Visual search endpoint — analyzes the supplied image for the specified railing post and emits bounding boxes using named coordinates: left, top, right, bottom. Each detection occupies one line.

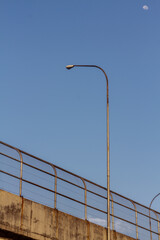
left=110, top=192, right=114, bottom=230
left=151, top=210, right=160, bottom=240
left=130, top=200, right=138, bottom=240
left=51, top=164, right=57, bottom=209
left=149, top=207, right=153, bottom=240
left=149, top=193, right=160, bottom=240
left=0, top=141, right=23, bottom=197
left=19, top=151, right=23, bottom=197
left=81, top=178, right=87, bottom=220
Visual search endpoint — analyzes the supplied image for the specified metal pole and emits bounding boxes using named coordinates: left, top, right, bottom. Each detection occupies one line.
left=19, top=150, right=23, bottom=197
left=81, top=178, right=87, bottom=220
left=66, top=64, right=110, bottom=240
left=110, top=192, right=114, bottom=231
left=151, top=210, right=160, bottom=240
left=149, top=193, right=160, bottom=240
left=51, top=164, right=57, bottom=209
left=130, top=200, right=138, bottom=240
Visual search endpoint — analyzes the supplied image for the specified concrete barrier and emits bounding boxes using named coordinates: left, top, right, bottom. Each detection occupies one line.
left=0, top=190, right=135, bottom=240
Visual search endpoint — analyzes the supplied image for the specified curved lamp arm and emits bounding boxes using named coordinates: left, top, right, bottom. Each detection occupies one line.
left=66, top=64, right=110, bottom=240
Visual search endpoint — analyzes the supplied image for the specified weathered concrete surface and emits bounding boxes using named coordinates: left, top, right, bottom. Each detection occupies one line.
left=0, top=190, right=135, bottom=240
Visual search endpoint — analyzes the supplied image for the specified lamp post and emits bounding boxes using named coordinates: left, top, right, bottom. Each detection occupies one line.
left=66, top=64, right=111, bottom=240
left=149, top=193, right=160, bottom=240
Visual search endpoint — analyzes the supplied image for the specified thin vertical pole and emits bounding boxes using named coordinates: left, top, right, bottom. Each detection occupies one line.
left=51, top=165, right=57, bottom=209
left=81, top=178, right=87, bottom=220
left=130, top=200, right=138, bottom=240
left=110, top=192, right=114, bottom=230
left=18, top=150, right=23, bottom=197
left=151, top=210, right=160, bottom=240
left=149, top=193, right=160, bottom=240
left=106, top=71, right=110, bottom=240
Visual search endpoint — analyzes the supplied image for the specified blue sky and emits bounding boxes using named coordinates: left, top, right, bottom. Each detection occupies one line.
left=0, top=0, right=160, bottom=210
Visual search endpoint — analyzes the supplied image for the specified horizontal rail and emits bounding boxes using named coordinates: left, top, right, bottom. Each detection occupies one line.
left=1, top=170, right=107, bottom=215
left=1, top=169, right=159, bottom=232
left=1, top=155, right=159, bottom=223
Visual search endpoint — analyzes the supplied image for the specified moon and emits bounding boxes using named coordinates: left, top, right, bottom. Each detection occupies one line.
left=143, top=5, right=149, bottom=10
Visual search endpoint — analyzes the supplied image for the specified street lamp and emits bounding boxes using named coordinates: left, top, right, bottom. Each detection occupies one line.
left=66, top=64, right=111, bottom=240
left=149, top=193, right=160, bottom=240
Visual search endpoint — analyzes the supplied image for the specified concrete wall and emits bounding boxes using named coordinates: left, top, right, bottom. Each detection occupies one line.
left=0, top=190, right=135, bottom=240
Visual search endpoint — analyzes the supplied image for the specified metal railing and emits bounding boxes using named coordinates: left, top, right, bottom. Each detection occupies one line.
left=0, top=141, right=159, bottom=240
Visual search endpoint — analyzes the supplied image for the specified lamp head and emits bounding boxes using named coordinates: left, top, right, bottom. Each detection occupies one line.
left=66, top=65, right=74, bottom=70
